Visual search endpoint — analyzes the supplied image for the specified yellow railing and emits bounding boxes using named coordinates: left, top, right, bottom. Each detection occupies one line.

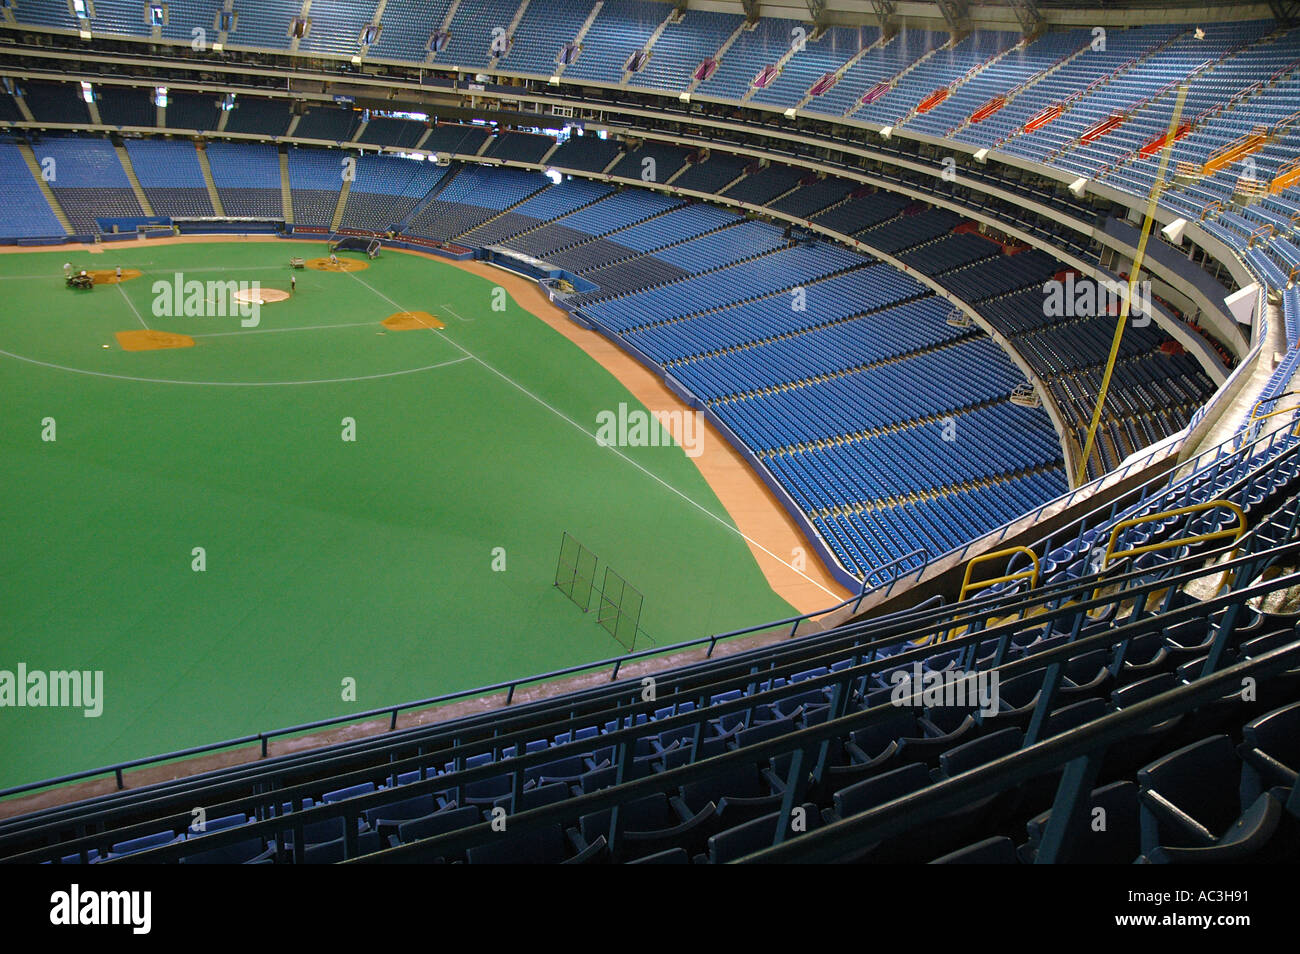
left=942, top=546, right=1040, bottom=642
left=1101, top=499, right=1246, bottom=570
left=1247, top=401, right=1300, bottom=426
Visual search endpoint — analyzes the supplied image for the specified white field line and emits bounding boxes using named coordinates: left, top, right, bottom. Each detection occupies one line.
left=344, top=269, right=840, bottom=600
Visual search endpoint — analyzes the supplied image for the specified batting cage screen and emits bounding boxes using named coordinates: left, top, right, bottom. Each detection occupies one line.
left=329, top=235, right=380, bottom=257
left=553, top=532, right=597, bottom=612
left=596, top=566, right=644, bottom=652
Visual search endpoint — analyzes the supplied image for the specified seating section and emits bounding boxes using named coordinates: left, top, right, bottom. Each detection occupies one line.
left=403, top=165, right=549, bottom=241
left=95, top=85, right=156, bottom=128
left=562, top=0, right=666, bottom=85
left=457, top=177, right=612, bottom=246
left=498, top=0, right=595, bottom=78
left=606, top=143, right=692, bottom=185
left=855, top=31, right=1020, bottom=128
left=124, top=139, right=215, bottom=217
left=204, top=141, right=284, bottom=218
left=293, top=105, right=361, bottom=143
left=30, top=137, right=142, bottom=233
left=671, top=153, right=749, bottom=194
left=484, top=131, right=556, bottom=165
left=629, top=9, right=741, bottom=95
left=750, top=26, right=869, bottom=110
left=288, top=146, right=346, bottom=227
left=555, top=217, right=1068, bottom=581
left=436, top=0, right=526, bottom=73
left=224, top=97, right=292, bottom=137
left=166, top=92, right=220, bottom=132
left=421, top=124, right=493, bottom=156
left=366, top=0, right=456, bottom=63
left=22, top=79, right=91, bottom=125
left=0, top=141, right=66, bottom=238
left=547, top=134, right=622, bottom=174
left=341, top=153, right=452, bottom=233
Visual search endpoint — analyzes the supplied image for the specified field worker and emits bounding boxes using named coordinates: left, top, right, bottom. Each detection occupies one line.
left=63, top=262, right=72, bottom=279
left=290, top=274, right=296, bottom=294
left=329, top=251, right=339, bottom=267
left=115, top=265, right=122, bottom=282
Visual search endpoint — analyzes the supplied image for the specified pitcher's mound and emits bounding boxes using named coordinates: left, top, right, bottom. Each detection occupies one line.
left=233, top=288, right=290, bottom=305
left=115, top=330, right=195, bottom=351
left=382, top=311, right=446, bottom=331
left=88, top=269, right=143, bottom=284
left=306, top=258, right=369, bottom=272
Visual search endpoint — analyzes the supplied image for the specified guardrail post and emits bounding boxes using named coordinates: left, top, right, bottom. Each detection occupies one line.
left=1034, top=752, right=1104, bottom=863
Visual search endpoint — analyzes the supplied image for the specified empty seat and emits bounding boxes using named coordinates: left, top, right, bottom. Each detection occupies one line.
left=1138, top=735, right=1286, bottom=863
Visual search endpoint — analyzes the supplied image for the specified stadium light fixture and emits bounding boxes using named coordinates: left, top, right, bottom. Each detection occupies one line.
left=351, top=54, right=362, bottom=66
left=1161, top=217, right=1188, bottom=245
left=679, top=92, right=690, bottom=103
left=1068, top=176, right=1088, bottom=198
left=879, top=126, right=893, bottom=139
left=549, top=75, right=561, bottom=85
left=973, top=147, right=989, bottom=163
left=784, top=107, right=797, bottom=119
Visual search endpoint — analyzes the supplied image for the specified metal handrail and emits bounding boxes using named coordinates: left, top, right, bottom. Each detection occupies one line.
left=1102, top=499, right=1247, bottom=568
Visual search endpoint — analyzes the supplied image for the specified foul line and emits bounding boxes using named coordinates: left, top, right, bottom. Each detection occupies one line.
left=116, top=284, right=149, bottom=330
left=344, top=270, right=839, bottom=599
left=441, top=303, right=474, bottom=323
left=0, top=349, right=470, bottom=387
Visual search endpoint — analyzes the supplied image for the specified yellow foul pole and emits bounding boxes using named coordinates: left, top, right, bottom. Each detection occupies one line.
left=1075, top=82, right=1190, bottom=486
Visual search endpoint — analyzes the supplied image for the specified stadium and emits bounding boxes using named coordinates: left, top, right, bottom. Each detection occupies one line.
left=0, top=0, right=1298, bottom=881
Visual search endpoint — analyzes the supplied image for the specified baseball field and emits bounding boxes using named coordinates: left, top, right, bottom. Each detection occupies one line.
left=0, top=238, right=813, bottom=791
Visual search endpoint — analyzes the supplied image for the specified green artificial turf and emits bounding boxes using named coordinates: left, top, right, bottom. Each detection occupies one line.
left=0, top=240, right=797, bottom=790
